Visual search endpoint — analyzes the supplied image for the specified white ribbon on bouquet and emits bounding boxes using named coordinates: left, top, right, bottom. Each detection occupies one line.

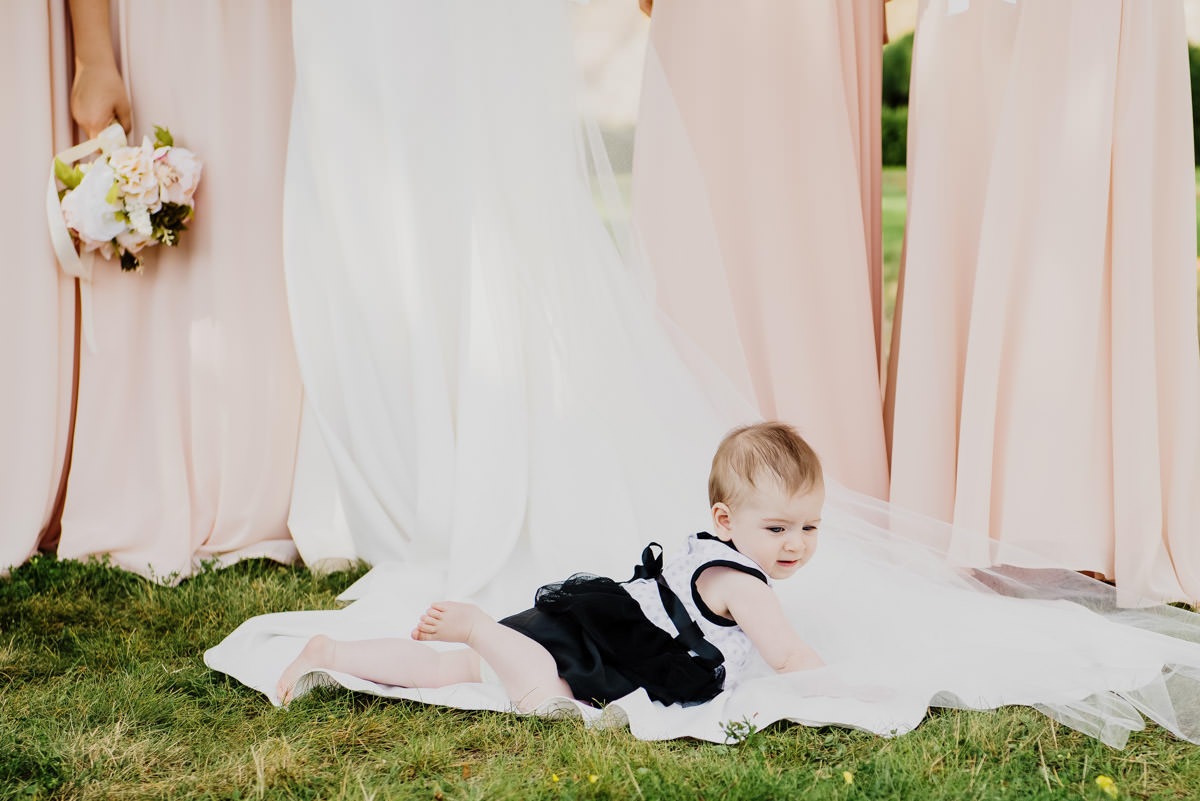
left=45, top=122, right=128, bottom=353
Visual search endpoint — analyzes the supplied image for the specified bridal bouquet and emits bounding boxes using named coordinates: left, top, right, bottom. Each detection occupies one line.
left=53, top=125, right=202, bottom=273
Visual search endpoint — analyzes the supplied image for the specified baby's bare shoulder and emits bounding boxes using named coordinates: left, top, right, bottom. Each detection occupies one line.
left=695, top=565, right=775, bottom=617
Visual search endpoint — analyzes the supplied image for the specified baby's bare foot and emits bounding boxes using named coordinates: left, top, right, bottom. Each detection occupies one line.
left=277, top=634, right=334, bottom=705
left=411, top=601, right=490, bottom=645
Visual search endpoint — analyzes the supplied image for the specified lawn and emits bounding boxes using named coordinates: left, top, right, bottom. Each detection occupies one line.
left=5, top=556, right=1200, bottom=801
left=881, top=167, right=907, bottom=358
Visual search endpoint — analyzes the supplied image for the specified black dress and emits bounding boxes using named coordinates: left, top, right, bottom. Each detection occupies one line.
left=498, top=537, right=764, bottom=706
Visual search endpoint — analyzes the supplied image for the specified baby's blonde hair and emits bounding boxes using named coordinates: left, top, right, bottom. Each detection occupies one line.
left=708, top=422, right=823, bottom=507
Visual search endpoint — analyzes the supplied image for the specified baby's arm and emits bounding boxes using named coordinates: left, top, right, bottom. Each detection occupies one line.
left=695, top=567, right=824, bottom=672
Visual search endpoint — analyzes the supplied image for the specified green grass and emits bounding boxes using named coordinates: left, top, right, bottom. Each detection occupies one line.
left=4, top=557, right=1200, bottom=800
left=882, top=167, right=907, bottom=359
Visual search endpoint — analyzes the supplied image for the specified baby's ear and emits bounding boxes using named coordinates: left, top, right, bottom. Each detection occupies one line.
left=711, top=503, right=733, bottom=539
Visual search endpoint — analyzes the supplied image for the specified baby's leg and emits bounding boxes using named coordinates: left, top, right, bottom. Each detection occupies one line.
left=414, top=602, right=573, bottom=712
left=276, top=634, right=480, bottom=704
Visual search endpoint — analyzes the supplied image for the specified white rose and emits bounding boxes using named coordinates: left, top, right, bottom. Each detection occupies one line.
left=60, top=160, right=127, bottom=249
left=154, top=146, right=202, bottom=206
left=108, top=139, right=160, bottom=211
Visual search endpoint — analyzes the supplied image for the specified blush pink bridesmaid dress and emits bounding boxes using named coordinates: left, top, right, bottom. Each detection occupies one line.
left=886, top=0, right=1200, bottom=604
left=0, top=2, right=77, bottom=571
left=632, top=0, right=889, bottom=500
left=54, top=0, right=303, bottom=579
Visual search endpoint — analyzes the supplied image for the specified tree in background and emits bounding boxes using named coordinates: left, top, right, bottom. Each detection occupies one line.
left=1191, top=44, right=1200, bottom=163
left=881, top=33, right=912, bottom=166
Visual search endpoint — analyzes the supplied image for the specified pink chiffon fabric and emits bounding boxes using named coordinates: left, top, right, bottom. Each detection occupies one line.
left=0, top=1, right=77, bottom=571
left=886, top=0, right=1200, bottom=604
left=632, top=0, right=889, bottom=500
left=53, top=0, right=303, bottom=579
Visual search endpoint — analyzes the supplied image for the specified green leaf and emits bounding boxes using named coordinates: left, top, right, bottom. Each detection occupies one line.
left=53, top=158, right=83, bottom=190
left=104, top=180, right=120, bottom=206
left=150, top=202, right=192, bottom=232
left=153, top=125, right=174, bottom=148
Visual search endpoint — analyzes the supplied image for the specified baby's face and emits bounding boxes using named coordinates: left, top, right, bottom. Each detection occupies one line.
left=712, top=481, right=824, bottom=580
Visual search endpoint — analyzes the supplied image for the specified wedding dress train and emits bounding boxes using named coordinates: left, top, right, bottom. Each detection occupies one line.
left=207, top=0, right=1200, bottom=747
left=280, top=0, right=745, bottom=604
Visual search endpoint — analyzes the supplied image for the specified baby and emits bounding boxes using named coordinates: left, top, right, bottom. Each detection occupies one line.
left=277, top=421, right=825, bottom=709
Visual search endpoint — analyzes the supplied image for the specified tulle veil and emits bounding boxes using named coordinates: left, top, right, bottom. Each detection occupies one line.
left=206, top=0, right=1200, bottom=748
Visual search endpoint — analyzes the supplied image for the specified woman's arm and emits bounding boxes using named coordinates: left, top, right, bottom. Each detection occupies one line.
left=67, top=0, right=131, bottom=137
left=696, top=567, right=824, bottom=672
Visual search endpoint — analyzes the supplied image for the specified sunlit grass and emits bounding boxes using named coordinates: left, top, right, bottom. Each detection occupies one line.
left=4, top=556, right=1199, bottom=800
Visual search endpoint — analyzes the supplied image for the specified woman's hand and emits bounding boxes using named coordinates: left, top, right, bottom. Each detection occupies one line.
left=67, top=0, right=131, bottom=138
left=639, top=0, right=652, bottom=18
left=71, top=62, right=131, bottom=139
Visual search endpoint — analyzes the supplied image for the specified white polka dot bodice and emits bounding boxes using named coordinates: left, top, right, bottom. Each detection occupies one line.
left=622, top=533, right=770, bottom=689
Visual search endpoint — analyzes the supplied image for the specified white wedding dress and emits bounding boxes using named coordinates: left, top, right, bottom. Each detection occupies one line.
left=277, top=0, right=744, bottom=606
left=206, top=0, right=1200, bottom=747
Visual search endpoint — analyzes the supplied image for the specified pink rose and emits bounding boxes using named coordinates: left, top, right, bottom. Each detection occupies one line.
left=115, top=227, right=153, bottom=254
left=153, top=146, right=202, bottom=206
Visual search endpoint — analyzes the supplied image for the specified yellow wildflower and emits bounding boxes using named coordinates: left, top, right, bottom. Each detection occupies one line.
left=550, top=774, right=559, bottom=783
left=843, top=771, right=854, bottom=785
left=1095, top=775, right=1118, bottom=799
left=589, top=774, right=599, bottom=784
